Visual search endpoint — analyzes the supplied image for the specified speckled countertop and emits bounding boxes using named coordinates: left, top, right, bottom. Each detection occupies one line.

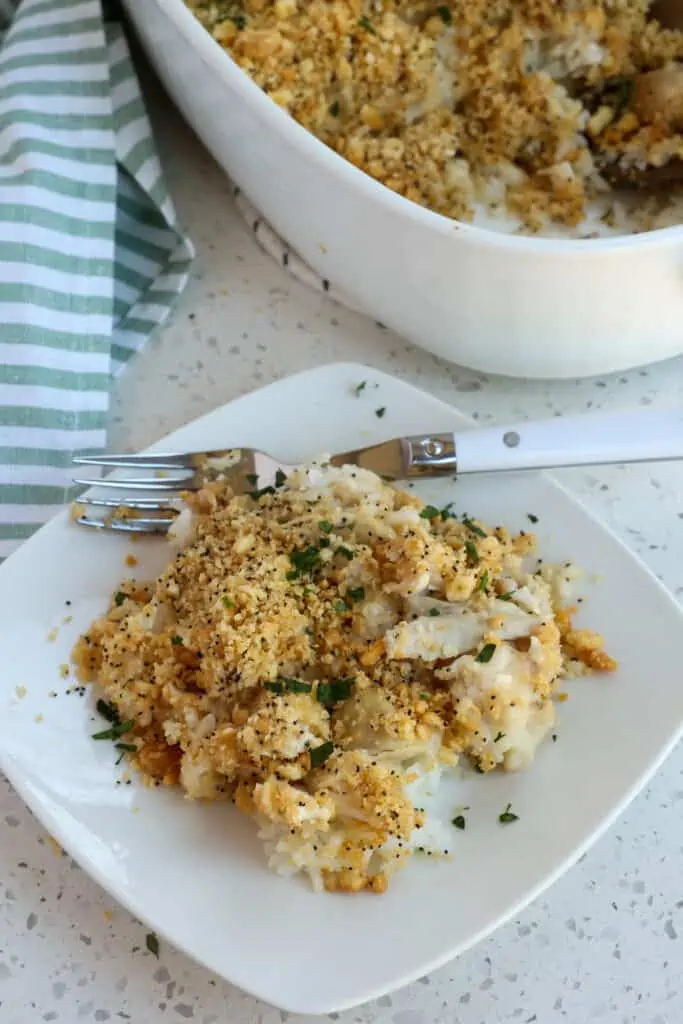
left=3, top=69, right=683, bottom=1024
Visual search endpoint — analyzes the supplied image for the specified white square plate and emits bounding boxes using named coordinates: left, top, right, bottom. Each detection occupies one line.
left=1, top=363, right=682, bottom=1015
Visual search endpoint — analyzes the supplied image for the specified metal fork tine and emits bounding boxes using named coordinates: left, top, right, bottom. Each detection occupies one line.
left=73, top=452, right=193, bottom=470
left=78, top=495, right=177, bottom=510
left=76, top=515, right=174, bottom=533
left=73, top=476, right=194, bottom=492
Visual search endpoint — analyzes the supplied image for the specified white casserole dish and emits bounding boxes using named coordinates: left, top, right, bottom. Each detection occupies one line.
left=125, top=0, right=683, bottom=379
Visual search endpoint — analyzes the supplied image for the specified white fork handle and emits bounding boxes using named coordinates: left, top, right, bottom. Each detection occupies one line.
left=452, top=407, right=683, bottom=474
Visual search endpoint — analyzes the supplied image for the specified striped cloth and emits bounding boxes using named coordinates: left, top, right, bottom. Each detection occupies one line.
left=0, top=0, right=194, bottom=560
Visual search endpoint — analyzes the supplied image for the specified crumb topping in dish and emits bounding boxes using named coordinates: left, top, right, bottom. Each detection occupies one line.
left=187, top=0, right=683, bottom=231
left=73, top=463, right=615, bottom=893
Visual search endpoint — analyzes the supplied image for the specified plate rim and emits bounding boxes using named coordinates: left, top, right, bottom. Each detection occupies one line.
left=2, top=360, right=683, bottom=1015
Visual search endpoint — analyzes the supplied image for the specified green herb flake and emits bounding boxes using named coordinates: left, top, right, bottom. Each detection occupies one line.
left=96, top=698, right=119, bottom=724
left=527, top=513, right=539, bottom=524
left=498, top=592, right=514, bottom=601
left=493, top=731, right=505, bottom=743
left=463, top=517, right=487, bottom=538
left=452, top=814, right=466, bottom=830
left=420, top=691, right=430, bottom=699
left=265, top=681, right=285, bottom=695
left=115, top=742, right=137, bottom=766
left=478, top=569, right=489, bottom=593
left=437, top=4, right=451, bottom=22
left=145, top=932, right=160, bottom=958
left=347, top=586, right=365, bottom=603
left=114, top=591, right=126, bottom=607
left=171, top=635, right=184, bottom=646
left=465, top=540, right=480, bottom=565
left=319, top=520, right=333, bottom=534
left=309, top=740, right=334, bottom=768
left=286, top=569, right=299, bottom=581
left=92, top=720, right=134, bottom=741
left=428, top=608, right=441, bottom=617
left=375, top=406, right=386, bottom=418
left=222, top=596, right=235, bottom=609
left=317, top=678, right=354, bottom=706
left=613, top=76, right=634, bottom=120
left=440, top=502, right=454, bottom=520
left=552, top=733, right=558, bottom=742
left=354, top=380, right=367, bottom=396
left=246, top=473, right=259, bottom=485
left=329, top=100, right=340, bottom=117
left=249, top=485, right=276, bottom=501
left=419, top=505, right=440, bottom=520
left=358, top=15, right=375, bottom=32
left=334, top=599, right=348, bottom=612
left=475, top=642, right=496, bottom=664
left=281, top=678, right=313, bottom=694
left=498, top=803, right=519, bottom=824
left=290, top=545, right=321, bottom=575
left=274, top=468, right=287, bottom=488
left=336, top=545, right=354, bottom=560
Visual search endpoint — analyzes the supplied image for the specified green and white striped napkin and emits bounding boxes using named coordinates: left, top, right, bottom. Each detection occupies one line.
left=0, top=0, right=194, bottom=561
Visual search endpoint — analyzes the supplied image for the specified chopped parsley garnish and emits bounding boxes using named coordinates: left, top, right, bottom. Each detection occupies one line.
left=527, top=513, right=539, bottom=524
left=440, top=502, right=454, bottom=520
left=249, top=485, right=275, bottom=501
left=317, top=678, right=354, bottom=706
left=493, top=731, right=505, bottom=743
left=452, top=814, right=466, bottom=830
left=114, top=591, right=126, bottom=607
left=275, top=469, right=287, bottom=488
left=419, top=505, right=440, bottom=520
left=465, top=540, right=479, bottom=565
left=613, top=77, right=634, bottom=120
left=358, top=15, right=375, bottom=32
left=286, top=569, right=299, bottom=581
left=354, top=380, right=367, bottom=396
left=319, top=520, right=333, bottom=533
left=463, top=517, right=487, bottom=538
left=222, top=596, right=234, bottom=609
left=475, top=642, right=496, bottom=664
left=290, top=545, right=322, bottom=575
left=336, top=545, right=354, bottom=560
left=145, top=932, right=160, bottom=958
left=375, top=406, right=386, bottom=418
left=171, top=635, right=183, bottom=646
left=436, top=4, right=451, bottom=22
left=282, top=678, right=313, bottom=694
left=334, top=599, right=348, bottom=612
left=246, top=473, right=259, bottom=485
left=478, top=569, right=489, bottom=593
left=498, top=592, right=514, bottom=601
left=347, top=586, right=365, bottom=603
left=420, top=691, right=430, bottom=699
left=498, top=803, right=519, bottom=824
left=428, top=608, right=441, bottom=617
left=115, top=742, right=136, bottom=765
left=309, top=740, right=334, bottom=768
left=329, top=100, right=340, bottom=117
left=96, top=698, right=119, bottom=723
left=92, top=720, right=134, bottom=741
left=267, top=678, right=312, bottom=695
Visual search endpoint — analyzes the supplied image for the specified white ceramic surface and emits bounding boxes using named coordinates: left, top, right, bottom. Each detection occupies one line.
left=1, top=364, right=683, bottom=1015
left=122, top=0, right=683, bottom=379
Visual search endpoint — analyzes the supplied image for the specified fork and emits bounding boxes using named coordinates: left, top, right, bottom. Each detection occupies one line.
left=72, top=405, right=683, bottom=535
